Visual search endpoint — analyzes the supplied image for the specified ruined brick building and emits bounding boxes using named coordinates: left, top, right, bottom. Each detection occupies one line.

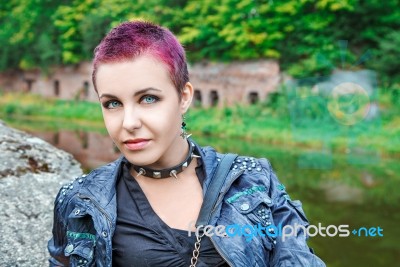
left=0, top=60, right=280, bottom=107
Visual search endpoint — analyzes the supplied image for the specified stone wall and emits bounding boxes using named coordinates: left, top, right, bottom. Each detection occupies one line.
left=0, top=60, right=281, bottom=107
left=0, top=120, right=82, bottom=266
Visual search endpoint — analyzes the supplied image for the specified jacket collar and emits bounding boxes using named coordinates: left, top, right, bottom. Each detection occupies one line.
left=193, top=140, right=221, bottom=195
left=77, top=155, right=126, bottom=225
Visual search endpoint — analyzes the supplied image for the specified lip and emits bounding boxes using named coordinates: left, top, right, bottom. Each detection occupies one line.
left=123, top=139, right=150, bottom=151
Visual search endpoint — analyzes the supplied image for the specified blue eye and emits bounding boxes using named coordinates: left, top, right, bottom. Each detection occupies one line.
left=104, top=100, right=122, bottom=109
left=141, top=95, right=159, bottom=104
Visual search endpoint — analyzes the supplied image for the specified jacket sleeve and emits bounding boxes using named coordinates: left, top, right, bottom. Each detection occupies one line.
left=48, top=187, right=70, bottom=267
left=259, top=158, right=326, bottom=267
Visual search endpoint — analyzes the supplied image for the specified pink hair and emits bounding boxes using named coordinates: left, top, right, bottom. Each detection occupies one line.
left=92, top=20, right=189, bottom=98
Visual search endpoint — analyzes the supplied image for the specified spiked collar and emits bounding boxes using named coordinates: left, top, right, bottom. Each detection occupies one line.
left=131, top=140, right=200, bottom=179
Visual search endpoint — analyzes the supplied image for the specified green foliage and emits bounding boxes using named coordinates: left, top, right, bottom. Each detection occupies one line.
left=4, top=103, right=17, bottom=116
left=372, top=31, right=400, bottom=85
left=53, top=0, right=99, bottom=64
left=0, top=0, right=399, bottom=83
left=0, top=0, right=62, bottom=70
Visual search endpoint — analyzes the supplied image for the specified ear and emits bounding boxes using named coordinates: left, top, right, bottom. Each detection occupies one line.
left=180, top=82, right=194, bottom=113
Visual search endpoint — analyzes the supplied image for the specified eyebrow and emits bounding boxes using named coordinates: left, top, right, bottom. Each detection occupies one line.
left=99, top=87, right=162, bottom=99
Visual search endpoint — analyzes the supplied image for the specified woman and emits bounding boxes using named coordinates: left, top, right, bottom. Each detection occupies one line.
left=48, top=20, right=325, bottom=267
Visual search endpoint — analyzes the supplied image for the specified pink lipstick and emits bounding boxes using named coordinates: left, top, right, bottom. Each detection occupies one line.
left=124, top=139, right=150, bottom=151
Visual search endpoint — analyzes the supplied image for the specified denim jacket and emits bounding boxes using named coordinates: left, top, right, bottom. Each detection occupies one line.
left=48, top=143, right=326, bottom=267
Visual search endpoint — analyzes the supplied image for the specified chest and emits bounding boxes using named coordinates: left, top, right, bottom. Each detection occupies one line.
left=136, top=173, right=203, bottom=231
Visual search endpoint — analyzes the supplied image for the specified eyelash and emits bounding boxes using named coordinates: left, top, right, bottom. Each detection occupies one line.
left=103, top=100, right=121, bottom=109
left=140, top=95, right=160, bottom=104
left=102, top=95, right=160, bottom=109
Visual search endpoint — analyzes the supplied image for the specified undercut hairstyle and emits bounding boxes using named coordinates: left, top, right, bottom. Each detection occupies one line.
left=92, top=20, right=189, bottom=98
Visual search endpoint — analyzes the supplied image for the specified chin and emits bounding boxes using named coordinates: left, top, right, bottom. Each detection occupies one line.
left=124, top=150, right=160, bottom=168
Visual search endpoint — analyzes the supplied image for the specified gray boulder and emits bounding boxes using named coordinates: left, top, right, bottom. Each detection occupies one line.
left=0, top=120, right=82, bottom=266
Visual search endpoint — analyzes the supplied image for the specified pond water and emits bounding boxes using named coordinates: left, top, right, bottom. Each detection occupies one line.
left=6, top=118, right=400, bottom=266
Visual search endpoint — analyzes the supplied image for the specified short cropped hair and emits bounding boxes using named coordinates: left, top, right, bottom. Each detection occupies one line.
left=92, top=20, right=189, bottom=98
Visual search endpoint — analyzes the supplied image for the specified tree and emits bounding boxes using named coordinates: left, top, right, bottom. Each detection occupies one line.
left=0, top=0, right=398, bottom=84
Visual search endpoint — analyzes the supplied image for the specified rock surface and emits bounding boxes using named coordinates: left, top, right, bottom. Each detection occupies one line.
left=0, top=120, right=82, bottom=266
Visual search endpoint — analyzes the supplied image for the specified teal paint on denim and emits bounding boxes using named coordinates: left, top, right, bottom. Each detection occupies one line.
left=277, top=184, right=286, bottom=191
left=67, top=231, right=96, bottom=241
left=227, top=185, right=267, bottom=203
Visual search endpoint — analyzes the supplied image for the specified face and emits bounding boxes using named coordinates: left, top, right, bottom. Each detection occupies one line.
left=96, top=55, right=193, bottom=169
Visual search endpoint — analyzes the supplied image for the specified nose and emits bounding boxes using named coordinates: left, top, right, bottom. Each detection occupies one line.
left=122, top=107, right=142, bottom=132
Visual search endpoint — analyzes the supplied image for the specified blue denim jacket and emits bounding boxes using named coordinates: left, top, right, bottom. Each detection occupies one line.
left=48, top=143, right=326, bottom=266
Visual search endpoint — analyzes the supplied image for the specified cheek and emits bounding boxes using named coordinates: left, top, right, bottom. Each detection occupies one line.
left=145, top=113, right=171, bottom=134
left=158, top=107, right=181, bottom=130
left=146, top=102, right=181, bottom=126
left=102, top=113, right=119, bottom=136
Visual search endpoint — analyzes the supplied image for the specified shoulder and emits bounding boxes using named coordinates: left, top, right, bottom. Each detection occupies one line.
left=227, top=155, right=307, bottom=219
left=196, top=142, right=272, bottom=173
left=220, top=154, right=280, bottom=199
left=53, top=156, right=125, bottom=211
left=230, top=155, right=271, bottom=174
left=192, top=140, right=276, bottom=188
left=216, top=152, right=274, bottom=182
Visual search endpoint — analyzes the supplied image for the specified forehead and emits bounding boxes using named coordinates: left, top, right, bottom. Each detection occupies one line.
left=96, top=55, right=173, bottom=93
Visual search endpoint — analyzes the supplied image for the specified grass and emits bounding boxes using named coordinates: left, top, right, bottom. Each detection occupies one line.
left=0, top=92, right=103, bottom=121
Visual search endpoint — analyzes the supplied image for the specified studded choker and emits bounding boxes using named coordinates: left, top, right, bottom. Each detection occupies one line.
left=132, top=140, right=200, bottom=179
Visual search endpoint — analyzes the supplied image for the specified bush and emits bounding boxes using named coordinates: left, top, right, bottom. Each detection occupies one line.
left=4, top=104, right=17, bottom=116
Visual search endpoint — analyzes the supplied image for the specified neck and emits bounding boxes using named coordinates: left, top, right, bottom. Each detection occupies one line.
left=151, top=136, right=189, bottom=169
left=132, top=139, right=198, bottom=179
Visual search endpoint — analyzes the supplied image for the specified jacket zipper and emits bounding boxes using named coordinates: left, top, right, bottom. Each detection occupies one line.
left=211, top=169, right=245, bottom=213
left=77, top=193, right=114, bottom=267
left=207, top=169, right=244, bottom=267
left=77, top=193, right=112, bottom=228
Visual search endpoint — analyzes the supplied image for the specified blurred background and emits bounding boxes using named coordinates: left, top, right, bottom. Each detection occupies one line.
left=0, top=0, right=399, bottom=266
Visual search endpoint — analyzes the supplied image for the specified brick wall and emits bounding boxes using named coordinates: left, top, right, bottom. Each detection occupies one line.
left=0, top=60, right=281, bottom=107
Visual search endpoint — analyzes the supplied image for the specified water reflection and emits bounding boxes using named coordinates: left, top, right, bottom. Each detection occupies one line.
left=28, top=130, right=120, bottom=171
